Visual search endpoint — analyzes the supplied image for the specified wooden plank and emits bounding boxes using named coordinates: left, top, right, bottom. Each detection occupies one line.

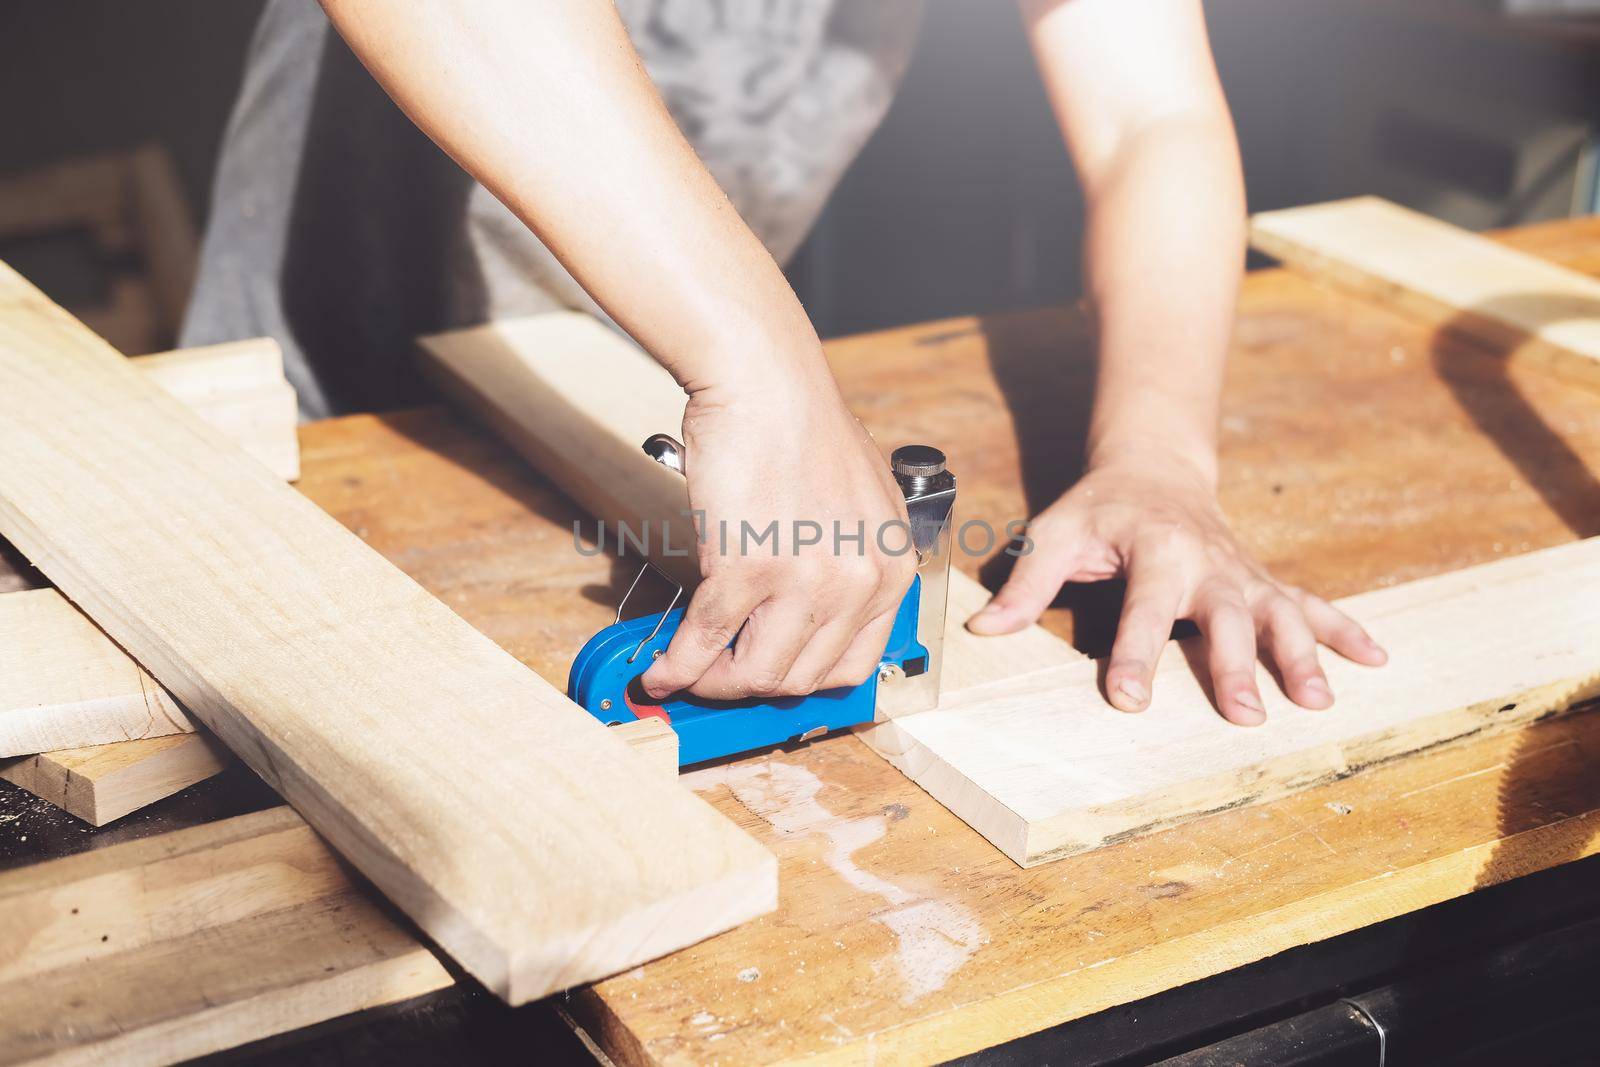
left=132, top=338, right=301, bottom=481
left=0, top=339, right=298, bottom=826
left=2, top=715, right=674, bottom=833
left=133, top=336, right=287, bottom=397
left=1250, top=195, right=1600, bottom=389
left=0, top=718, right=676, bottom=1065
left=879, top=540, right=1600, bottom=864
left=0, top=806, right=452, bottom=1067
left=0, top=587, right=191, bottom=756
left=419, top=313, right=1600, bottom=866
left=0, top=263, right=774, bottom=1003
left=0, top=733, right=229, bottom=826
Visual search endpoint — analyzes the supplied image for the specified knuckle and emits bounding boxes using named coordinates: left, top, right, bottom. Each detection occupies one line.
left=1208, top=590, right=1250, bottom=618
left=781, top=668, right=832, bottom=697
left=1121, top=602, right=1171, bottom=634
left=741, top=665, right=787, bottom=696
left=688, top=622, right=738, bottom=656
left=829, top=658, right=878, bottom=688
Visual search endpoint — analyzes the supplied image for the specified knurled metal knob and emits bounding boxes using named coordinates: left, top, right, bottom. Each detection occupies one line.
left=891, top=445, right=946, bottom=479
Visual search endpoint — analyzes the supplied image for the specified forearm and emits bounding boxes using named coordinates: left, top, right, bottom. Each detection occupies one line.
left=319, top=0, right=827, bottom=398
left=1020, top=0, right=1244, bottom=487
left=1080, top=119, right=1243, bottom=485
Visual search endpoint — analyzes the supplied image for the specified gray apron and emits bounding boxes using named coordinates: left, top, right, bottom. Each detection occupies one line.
left=181, top=0, right=923, bottom=418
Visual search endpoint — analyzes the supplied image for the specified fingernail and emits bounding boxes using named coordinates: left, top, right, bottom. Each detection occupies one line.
left=966, top=606, right=1011, bottom=634
left=1116, top=678, right=1149, bottom=708
left=1305, top=677, right=1333, bottom=702
left=1233, top=690, right=1266, bottom=724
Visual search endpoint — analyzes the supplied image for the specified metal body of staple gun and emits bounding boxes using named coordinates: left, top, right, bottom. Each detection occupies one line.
left=568, top=436, right=955, bottom=766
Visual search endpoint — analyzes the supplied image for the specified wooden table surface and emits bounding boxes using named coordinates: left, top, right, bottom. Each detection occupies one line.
left=9, top=218, right=1600, bottom=1064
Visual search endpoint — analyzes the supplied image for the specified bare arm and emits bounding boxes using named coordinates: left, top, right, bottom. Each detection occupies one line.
left=1027, top=0, right=1241, bottom=480
left=321, top=0, right=811, bottom=393
left=971, top=0, right=1386, bottom=723
left=321, top=0, right=913, bottom=699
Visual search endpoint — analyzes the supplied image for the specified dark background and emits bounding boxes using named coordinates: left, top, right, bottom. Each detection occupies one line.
left=5, top=0, right=1600, bottom=340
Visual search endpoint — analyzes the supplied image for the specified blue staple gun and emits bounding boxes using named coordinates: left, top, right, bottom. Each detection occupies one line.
left=569, top=436, right=956, bottom=766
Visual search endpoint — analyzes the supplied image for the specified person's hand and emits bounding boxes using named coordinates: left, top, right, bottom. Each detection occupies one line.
left=640, top=371, right=915, bottom=701
left=966, top=445, right=1387, bottom=725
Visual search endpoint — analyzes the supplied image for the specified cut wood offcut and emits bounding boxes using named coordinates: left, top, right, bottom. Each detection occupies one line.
left=0, top=806, right=450, bottom=1067
left=1250, top=195, right=1600, bottom=389
left=420, top=312, right=1600, bottom=867
left=0, top=262, right=775, bottom=1003
left=0, top=719, right=676, bottom=1066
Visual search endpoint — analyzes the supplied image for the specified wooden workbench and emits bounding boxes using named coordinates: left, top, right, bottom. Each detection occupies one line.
left=5, top=217, right=1600, bottom=1064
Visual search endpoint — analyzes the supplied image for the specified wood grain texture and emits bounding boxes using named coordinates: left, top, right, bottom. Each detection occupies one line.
left=0, top=338, right=298, bottom=826
left=0, top=263, right=774, bottom=1003
left=1251, top=196, right=1600, bottom=389
left=0, top=733, right=230, bottom=826
left=421, top=312, right=1600, bottom=865
left=880, top=540, right=1600, bottom=864
left=568, top=718, right=1600, bottom=1066
left=132, top=338, right=301, bottom=480
left=0, top=806, right=452, bottom=1067
left=0, top=587, right=190, bottom=756
left=0, top=715, right=675, bottom=1065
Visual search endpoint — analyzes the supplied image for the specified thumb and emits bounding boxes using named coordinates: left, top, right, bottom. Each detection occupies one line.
left=966, top=529, right=1080, bottom=635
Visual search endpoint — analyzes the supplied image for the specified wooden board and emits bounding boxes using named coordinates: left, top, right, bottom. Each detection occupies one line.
left=0, top=733, right=230, bottom=827
left=0, top=806, right=451, bottom=1067
left=420, top=313, right=1600, bottom=866
left=875, top=540, right=1600, bottom=863
left=0, top=715, right=675, bottom=1065
left=0, top=338, right=298, bottom=825
left=0, top=587, right=191, bottom=756
left=562, top=223, right=1600, bottom=1062
left=1250, top=195, right=1600, bottom=390
left=133, top=338, right=301, bottom=481
left=0, top=263, right=775, bottom=1003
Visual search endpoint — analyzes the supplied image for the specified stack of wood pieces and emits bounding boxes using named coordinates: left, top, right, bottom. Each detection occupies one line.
left=0, top=261, right=775, bottom=1062
left=0, top=337, right=298, bottom=826
left=4, top=194, right=1600, bottom=1064
left=0, top=720, right=680, bottom=1067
